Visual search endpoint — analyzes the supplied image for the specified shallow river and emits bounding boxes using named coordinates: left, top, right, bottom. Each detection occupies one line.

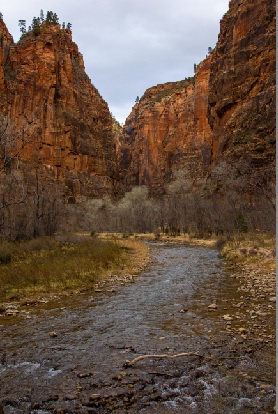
left=0, top=243, right=275, bottom=413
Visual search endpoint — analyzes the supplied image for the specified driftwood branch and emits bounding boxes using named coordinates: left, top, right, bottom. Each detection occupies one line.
left=124, top=352, right=202, bottom=367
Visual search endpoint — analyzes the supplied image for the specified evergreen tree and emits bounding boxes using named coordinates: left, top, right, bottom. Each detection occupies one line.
left=53, top=13, right=59, bottom=24
left=40, top=9, right=44, bottom=23
left=46, top=11, right=53, bottom=22
left=0, top=12, right=3, bottom=21
left=31, top=17, right=40, bottom=29
left=45, top=11, right=59, bottom=25
left=31, top=16, right=41, bottom=36
left=18, top=19, right=27, bottom=34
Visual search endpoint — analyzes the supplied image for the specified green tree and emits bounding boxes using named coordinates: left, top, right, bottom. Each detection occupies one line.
left=45, top=11, right=59, bottom=25
left=18, top=20, right=27, bottom=34
left=40, top=9, right=44, bottom=23
left=31, top=16, right=40, bottom=29
left=31, top=16, right=41, bottom=35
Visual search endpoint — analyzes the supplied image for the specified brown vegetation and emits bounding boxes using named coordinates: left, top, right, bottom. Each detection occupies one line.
left=70, top=165, right=275, bottom=238
left=0, top=235, right=149, bottom=301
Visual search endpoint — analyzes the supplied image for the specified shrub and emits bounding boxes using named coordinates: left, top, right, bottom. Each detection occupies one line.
left=234, top=213, right=248, bottom=233
left=0, top=243, right=12, bottom=264
left=215, top=238, right=226, bottom=250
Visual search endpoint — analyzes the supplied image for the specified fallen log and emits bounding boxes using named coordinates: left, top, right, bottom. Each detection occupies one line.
left=124, top=352, right=202, bottom=367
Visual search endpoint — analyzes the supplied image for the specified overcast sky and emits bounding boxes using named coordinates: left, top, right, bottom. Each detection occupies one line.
left=1, top=0, right=229, bottom=124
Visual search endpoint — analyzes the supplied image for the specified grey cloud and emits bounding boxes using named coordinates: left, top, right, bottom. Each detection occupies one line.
left=1, top=0, right=230, bottom=122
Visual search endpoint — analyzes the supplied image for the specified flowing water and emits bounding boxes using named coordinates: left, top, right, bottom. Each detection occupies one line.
left=0, top=243, right=275, bottom=413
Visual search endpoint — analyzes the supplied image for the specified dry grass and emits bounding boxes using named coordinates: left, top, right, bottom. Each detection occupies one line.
left=0, top=234, right=149, bottom=301
left=99, top=231, right=276, bottom=271
left=99, top=232, right=217, bottom=247
left=221, top=232, right=276, bottom=270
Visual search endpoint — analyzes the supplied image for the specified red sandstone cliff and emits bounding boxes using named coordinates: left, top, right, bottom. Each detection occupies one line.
left=119, top=0, right=275, bottom=197
left=208, top=0, right=275, bottom=170
left=0, top=19, right=117, bottom=200
left=119, top=56, right=212, bottom=194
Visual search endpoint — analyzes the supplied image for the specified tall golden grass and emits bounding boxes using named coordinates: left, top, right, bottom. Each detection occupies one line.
left=0, top=235, right=131, bottom=300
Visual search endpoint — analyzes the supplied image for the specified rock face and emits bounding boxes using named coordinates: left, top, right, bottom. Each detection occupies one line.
left=0, top=0, right=275, bottom=206
left=119, top=0, right=276, bottom=196
left=0, top=19, right=13, bottom=91
left=119, top=57, right=212, bottom=194
left=0, top=19, right=117, bottom=200
left=208, top=0, right=275, bottom=172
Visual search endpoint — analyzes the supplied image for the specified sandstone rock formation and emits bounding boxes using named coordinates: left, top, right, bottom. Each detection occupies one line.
left=0, top=18, right=117, bottom=201
left=207, top=0, right=275, bottom=187
left=0, top=0, right=275, bottom=238
left=119, top=57, right=212, bottom=194
left=119, top=0, right=276, bottom=199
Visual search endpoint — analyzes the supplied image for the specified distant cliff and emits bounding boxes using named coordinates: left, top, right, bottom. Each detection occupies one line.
left=0, top=18, right=117, bottom=201
left=208, top=0, right=275, bottom=169
left=119, top=57, right=212, bottom=194
left=119, top=0, right=276, bottom=197
left=0, top=1, right=275, bottom=239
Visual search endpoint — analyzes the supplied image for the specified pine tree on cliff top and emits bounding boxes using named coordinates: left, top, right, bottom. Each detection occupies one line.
left=18, top=20, right=27, bottom=34
left=45, top=11, right=59, bottom=25
left=40, top=9, right=44, bottom=23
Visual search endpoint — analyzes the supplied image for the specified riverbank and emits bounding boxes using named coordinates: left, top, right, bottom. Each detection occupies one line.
left=0, top=239, right=275, bottom=413
left=0, top=235, right=150, bottom=316
left=0, top=231, right=275, bottom=322
left=218, top=233, right=276, bottom=348
left=99, top=231, right=218, bottom=248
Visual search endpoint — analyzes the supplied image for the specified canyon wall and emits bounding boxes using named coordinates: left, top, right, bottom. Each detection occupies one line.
left=119, top=0, right=276, bottom=197
left=119, top=57, right=212, bottom=194
left=0, top=19, right=117, bottom=201
left=208, top=0, right=275, bottom=175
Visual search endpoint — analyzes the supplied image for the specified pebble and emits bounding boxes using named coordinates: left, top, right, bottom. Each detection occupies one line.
left=208, top=303, right=217, bottom=309
left=223, top=314, right=233, bottom=321
left=259, top=384, right=272, bottom=389
left=256, top=311, right=268, bottom=317
left=238, top=327, right=247, bottom=333
left=89, top=394, right=101, bottom=400
left=49, top=332, right=58, bottom=338
left=63, top=394, right=77, bottom=401
left=112, top=372, right=127, bottom=380
left=6, top=309, right=20, bottom=316
left=269, top=296, right=276, bottom=302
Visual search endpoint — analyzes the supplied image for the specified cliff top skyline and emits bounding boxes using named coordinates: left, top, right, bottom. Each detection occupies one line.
left=2, top=0, right=229, bottom=124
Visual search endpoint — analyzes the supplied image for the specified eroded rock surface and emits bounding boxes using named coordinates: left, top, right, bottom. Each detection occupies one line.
left=119, top=0, right=276, bottom=196
left=0, top=20, right=118, bottom=200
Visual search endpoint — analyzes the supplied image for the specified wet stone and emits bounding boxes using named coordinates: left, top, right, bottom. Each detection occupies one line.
left=89, top=394, right=101, bottom=400
left=78, top=372, right=93, bottom=378
left=223, top=314, right=233, bottom=321
left=63, top=394, right=77, bottom=401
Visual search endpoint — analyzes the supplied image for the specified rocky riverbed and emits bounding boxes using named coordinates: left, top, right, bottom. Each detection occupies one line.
left=0, top=242, right=275, bottom=413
